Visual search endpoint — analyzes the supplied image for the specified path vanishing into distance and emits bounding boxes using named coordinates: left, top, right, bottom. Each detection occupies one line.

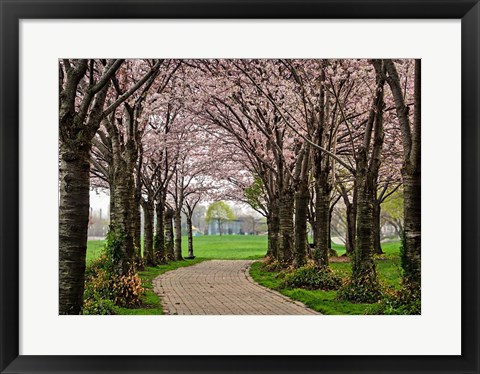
left=153, top=260, right=319, bottom=315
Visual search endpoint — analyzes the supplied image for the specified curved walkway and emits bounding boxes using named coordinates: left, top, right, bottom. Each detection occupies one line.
left=153, top=260, right=319, bottom=315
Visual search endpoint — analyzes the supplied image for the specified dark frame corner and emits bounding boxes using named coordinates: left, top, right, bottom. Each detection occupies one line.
left=1, top=1, right=479, bottom=373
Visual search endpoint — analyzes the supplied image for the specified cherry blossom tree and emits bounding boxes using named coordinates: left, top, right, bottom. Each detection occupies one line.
left=59, top=59, right=159, bottom=314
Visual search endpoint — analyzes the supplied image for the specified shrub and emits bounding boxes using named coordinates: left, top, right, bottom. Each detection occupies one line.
left=337, top=277, right=383, bottom=304
left=82, top=297, right=116, bottom=315
left=262, top=258, right=283, bottom=272
left=366, top=284, right=420, bottom=315
left=328, top=248, right=338, bottom=257
left=112, top=272, right=144, bottom=307
left=283, top=265, right=343, bottom=290
left=84, top=255, right=114, bottom=301
left=83, top=238, right=145, bottom=313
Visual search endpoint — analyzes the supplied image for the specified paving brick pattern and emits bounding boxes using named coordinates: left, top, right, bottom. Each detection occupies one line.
left=153, top=260, right=319, bottom=315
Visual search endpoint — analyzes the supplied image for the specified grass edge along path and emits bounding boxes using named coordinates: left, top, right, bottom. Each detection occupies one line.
left=248, top=262, right=374, bottom=315
left=112, top=258, right=206, bottom=315
left=249, top=241, right=402, bottom=315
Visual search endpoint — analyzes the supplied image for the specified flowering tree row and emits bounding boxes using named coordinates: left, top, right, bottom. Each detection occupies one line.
left=59, top=58, right=419, bottom=314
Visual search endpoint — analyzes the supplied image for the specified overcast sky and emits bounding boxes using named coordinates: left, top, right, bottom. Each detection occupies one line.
left=90, top=190, right=110, bottom=213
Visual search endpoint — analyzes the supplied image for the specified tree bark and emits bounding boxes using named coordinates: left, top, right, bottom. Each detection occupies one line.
left=173, top=209, right=184, bottom=261
left=313, top=173, right=330, bottom=268
left=266, top=201, right=279, bottom=259
left=372, top=199, right=383, bottom=254
left=110, top=161, right=136, bottom=275
left=186, top=215, right=194, bottom=258
left=164, top=207, right=175, bottom=261
left=345, top=201, right=356, bottom=256
left=328, top=206, right=332, bottom=250
left=154, top=199, right=166, bottom=263
left=353, top=149, right=377, bottom=287
left=278, top=189, right=294, bottom=265
left=142, top=199, right=155, bottom=266
left=293, top=181, right=309, bottom=267
left=59, top=143, right=90, bottom=315
left=133, top=177, right=142, bottom=264
left=402, top=170, right=421, bottom=288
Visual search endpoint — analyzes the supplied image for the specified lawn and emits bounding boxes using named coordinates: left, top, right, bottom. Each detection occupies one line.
left=249, top=241, right=402, bottom=315
left=87, top=234, right=268, bottom=262
left=86, top=236, right=402, bottom=315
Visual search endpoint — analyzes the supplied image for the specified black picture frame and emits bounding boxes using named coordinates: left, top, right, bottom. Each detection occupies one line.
left=1, top=1, right=479, bottom=373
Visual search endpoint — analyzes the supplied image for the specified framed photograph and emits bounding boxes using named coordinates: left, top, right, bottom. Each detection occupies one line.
left=1, top=0, right=478, bottom=373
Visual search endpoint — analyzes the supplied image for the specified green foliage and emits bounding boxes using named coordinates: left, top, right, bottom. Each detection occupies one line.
left=243, top=177, right=266, bottom=212
left=83, top=229, right=145, bottom=313
left=261, top=257, right=283, bottom=272
left=381, top=188, right=404, bottom=236
left=336, top=277, right=383, bottom=304
left=83, top=255, right=115, bottom=315
left=205, top=201, right=236, bottom=234
left=366, top=282, right=421, bottom=315
left=82, top=297, right=116, bottom=315
left=283, top=266, right=343, bottom=291
left=104, top=226, right=125, bottom=270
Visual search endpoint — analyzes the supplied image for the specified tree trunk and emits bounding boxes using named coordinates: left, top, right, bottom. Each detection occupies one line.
left=266, top=202, right=279, bottom=259
left=186, top=215, right=194, bottom=258
left=384, top=58, right=421, bottom=294
left=293, top=182, right=309, bottom=268
left=278, top=189, right=294, bottom=265
left=154, top=200, right=166, bottom=264
left=328, top=206, right=333, bottom=250
left=142, top=199, right=155, bottom=266
left=133, top=184, right=142, bottom=264
left=373, top=199, right=383, bottom=254
left=110, top=159, right=136, bottom=275
left=345, top=201, right=357, bottom=255
left=174, top=209, right=183, bottom=260
left=109, top=177, right=116, bottom=225
left=313, top=173, right=330, bottom=268
left=402, top=169, right=421, bottom=289
left=165, top=207, right=175, bottom=261
left=352, top=150, right=378, bottom=289
left=59, top=143, right=90, bottom=315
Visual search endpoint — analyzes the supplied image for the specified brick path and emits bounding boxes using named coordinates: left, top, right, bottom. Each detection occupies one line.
left=153, top=260, right=319, bottom=315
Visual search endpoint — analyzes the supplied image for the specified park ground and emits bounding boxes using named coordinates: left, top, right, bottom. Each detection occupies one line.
left=86, top=235, right=401, bottom=315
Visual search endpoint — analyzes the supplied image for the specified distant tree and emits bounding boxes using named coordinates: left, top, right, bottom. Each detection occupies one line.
left=381, top=188, right=404, bottom=238
left=205, top=201, right=235, bottom=236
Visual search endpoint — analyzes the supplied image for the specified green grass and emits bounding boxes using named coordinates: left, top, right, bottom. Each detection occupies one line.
left=112, top=259, right=205, bottom=315
left=182, top=235, right=267, bottom=259
left=86, top=240, right=106, bottom=264
left=87, top=234, right=268, bottom=262
left=87, top=236, right=402, bottom=315
left=249, top=241, right=403, bottom=315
